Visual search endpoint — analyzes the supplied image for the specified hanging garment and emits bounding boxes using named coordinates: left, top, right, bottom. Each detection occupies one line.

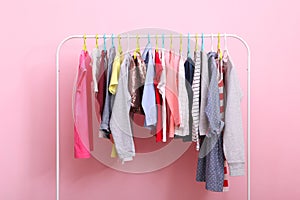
left=154, top=50, right=163, bottom=142
left=73, top=50, right=92, bottom=159
left=91, top=48, right=101, bottom=93
left=90, top=48, right=101, bottom=122
left=128, top=52, right=147, bottom=114
left=157, top=50, right=167, bottom=142
left=196, top=52, right=225, bottom=192
left=109, top=52, right=122, bottom=95
left=223, top=55, right=245, bottom=176
left=141, top=43, right=157, bottom=127
left=177, top=56, right=195, bottom=142
left=191, top=51, right=201, bottom=147
left=96, top=50, right=108, bottom=120
left=110, top=53, right=135, bottom=163
left=174, top=54, right=189, bottom=137
left=217, top=59, right=230, bottom=192
left=205, top=52, right=224, bottom=137
left=99, top=46, right=116, bottom=138
left=165, top=50, right=180, bottom=138
left=199, top=51, right=209, bottom=136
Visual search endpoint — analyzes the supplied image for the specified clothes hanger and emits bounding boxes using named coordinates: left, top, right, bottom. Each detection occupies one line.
left=223, top=32, right=229, bottom=61
left=148, top=33, right=151, bottom=45
left=187, top=33, right=190, bottom=57
left=195, top=33, right=199, bottom=52
left=170, top=34, right=173, bottom=52
left=118, top=34, right=122, bottom=55
left=83, top=34, right=87, bottom=52
left=155, top=34, right=159, bottom=52
left=210, top=33, right=214, bottom=52
left=179, top=33, right=183, bottom=55
left=127, top=33, right=130, bottom=53
left=111, top=33, right=115, bottom=48
left=217, top=33, right=222, bottom=80
left=95, top=34, right=99, bottom=49
left=201, top=33, right=204, bottom=51
left=103, top=33, right=107, bottom=51
left=162, top=33, right=165, bottom=49
left=217, top=33, right=222, bottom=60
left=133, top=34, right=140, bottom=59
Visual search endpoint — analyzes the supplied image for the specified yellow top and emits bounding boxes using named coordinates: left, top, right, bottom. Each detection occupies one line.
left=109, top=53, right=123, bottom=94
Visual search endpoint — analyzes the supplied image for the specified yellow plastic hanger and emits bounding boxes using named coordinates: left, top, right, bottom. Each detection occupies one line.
left=134, top=34, right=140, bottom=59
left=195, top=33, right=199, bottom=51
left=95, top=34, right=99, bottom=48
left=118, top=34, right=122, bottom=55
left=179, top=33, right=183, bottom=54
left=218, top=33, right=222, bottom=59
left=83, top=34, right=87, bottom=52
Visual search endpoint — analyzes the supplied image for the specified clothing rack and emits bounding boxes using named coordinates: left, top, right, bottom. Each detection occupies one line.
left=55, top=33, right=251, bottom=200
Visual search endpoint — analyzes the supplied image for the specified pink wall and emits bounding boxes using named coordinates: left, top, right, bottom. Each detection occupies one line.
left=1, top=0, right=300, bottom=199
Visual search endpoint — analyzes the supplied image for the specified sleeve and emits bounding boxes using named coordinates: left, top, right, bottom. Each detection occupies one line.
left=109, top=55, right=120, bottom=95
left=223, top=65, right=245, bottom=176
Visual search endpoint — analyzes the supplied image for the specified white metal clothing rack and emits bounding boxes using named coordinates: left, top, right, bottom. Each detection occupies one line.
left=55, top=33, right=251, bottom=200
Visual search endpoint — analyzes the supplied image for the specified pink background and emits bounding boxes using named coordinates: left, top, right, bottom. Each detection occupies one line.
left=1, top=0, right=300, bottom=199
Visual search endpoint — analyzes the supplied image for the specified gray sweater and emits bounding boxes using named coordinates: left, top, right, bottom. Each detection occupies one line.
left=223, top=56, right=245, bottom=176
left=110, top=54, right=135, bottom=163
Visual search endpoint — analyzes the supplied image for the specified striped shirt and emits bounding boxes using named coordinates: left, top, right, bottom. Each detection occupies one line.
left=192, top=51, right=201, bottom=147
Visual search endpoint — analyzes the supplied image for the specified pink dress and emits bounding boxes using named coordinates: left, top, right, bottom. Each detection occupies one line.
left=73, top=50, right=92, bottom=158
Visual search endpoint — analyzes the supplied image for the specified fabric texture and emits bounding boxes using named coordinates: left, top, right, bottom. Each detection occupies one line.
left=110, top=54, right=135, bottom=163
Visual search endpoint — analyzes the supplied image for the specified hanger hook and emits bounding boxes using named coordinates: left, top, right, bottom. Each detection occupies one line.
left=224, top=33, right=228, bottom=51
left=162, top=33, right=165, bottom=49
left=148, top=33, right=150, bottom=44
left=195, top=33, right=198, bottom=51
left=201, top=33, right=204, bottom=51
left=127, top=33, right=130, bottom=53
left=103, top=33, right=106, bottom=51
left=180, top=33, right=183, bottom=54
left=83, top=34, right=87, bottom=51
left=170, top=34, right=173, bottom=50
left=95, top=34, right=99, bottom=48
left=187, top=33, right=190, bottom=57
left=156, top=34, right=158, bottom=51
left=111, top=34, right=114, bottom=47
left=211, top=33, right=214, bottom=52
left=118, top=34, right=122, bottom=54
